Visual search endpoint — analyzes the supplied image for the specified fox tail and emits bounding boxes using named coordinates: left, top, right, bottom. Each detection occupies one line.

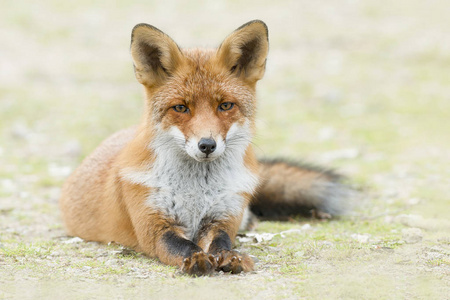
left=250, top=158, right=356, bottom=221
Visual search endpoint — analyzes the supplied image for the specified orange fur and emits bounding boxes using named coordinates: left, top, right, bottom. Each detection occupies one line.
left=60, top=20, right=352, bottom=276
left=60, top=20, right=269, bottom=275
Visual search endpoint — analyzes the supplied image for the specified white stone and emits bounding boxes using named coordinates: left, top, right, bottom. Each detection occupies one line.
left=402, top=228, right=423, bottom=244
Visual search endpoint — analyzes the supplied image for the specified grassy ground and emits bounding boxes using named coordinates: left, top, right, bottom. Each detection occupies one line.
left=1, top=0, right=449, bottom=299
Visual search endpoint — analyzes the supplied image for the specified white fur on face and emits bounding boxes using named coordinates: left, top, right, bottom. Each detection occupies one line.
left=169, top=122, right=249, bottom=162
left=120, top=121, right=257, bottom=241
left=185, top=134, right=226, bottom=162
left=167, top=126, right=187, bottom=150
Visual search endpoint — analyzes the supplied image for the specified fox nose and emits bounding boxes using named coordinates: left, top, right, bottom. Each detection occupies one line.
left=198, top=138, right=216, bottom=155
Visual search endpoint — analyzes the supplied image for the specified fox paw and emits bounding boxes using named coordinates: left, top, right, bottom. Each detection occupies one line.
left=182, top=252, right=217, bottom=276
left=215, top=250, right=254, bottom=274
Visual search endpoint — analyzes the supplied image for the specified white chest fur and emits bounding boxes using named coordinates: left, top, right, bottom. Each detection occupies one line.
left=121, top=143, right=258, bottom=240
left=150, top=155, right=257, bottom=239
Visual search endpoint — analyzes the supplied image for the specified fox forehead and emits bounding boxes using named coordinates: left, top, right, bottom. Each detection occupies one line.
left=150, top=48, right=256, bottom=121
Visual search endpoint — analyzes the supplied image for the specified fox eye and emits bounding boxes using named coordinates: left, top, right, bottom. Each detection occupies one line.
left=218, top=102, right=234, bottom=111
left=173, top=105, right=189, bottom=113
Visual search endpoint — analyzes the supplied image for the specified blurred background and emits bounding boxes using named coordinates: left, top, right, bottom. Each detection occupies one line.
left=1, top=0, right=449, bottom=298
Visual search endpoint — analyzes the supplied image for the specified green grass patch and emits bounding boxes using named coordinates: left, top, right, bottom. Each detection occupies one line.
left=0, top=241, right=56, bottom=258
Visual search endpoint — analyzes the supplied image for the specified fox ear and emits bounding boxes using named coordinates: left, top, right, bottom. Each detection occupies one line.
left=130, top=24, right=184, bottom=87
left=217, top=20, right=269, bottom=84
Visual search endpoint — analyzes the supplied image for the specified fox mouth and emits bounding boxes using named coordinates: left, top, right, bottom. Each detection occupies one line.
left=189, top=145, right=225, bottom=162
left=193, top=154, right=220, bottom=162
left=184, top=136, right=226, bottom=162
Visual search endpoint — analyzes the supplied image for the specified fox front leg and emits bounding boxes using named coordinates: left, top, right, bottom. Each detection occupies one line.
left=136, top=222, right=218, bottom=276
left=197, top=223, right=254, bottom=274
left=160, top=231, right=217, bottom=276
left=122, top=187, right=217, bottom=276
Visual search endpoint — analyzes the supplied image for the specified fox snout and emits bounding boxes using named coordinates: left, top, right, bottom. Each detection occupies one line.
left=198, top=138, right=217, bottom=156
left=164, top=121, right=252, bottom=163
left=185, top=134, right=226, bottom=162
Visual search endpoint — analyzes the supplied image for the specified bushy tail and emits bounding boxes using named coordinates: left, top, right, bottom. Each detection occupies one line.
left=251, top=158, right=355, bottom=220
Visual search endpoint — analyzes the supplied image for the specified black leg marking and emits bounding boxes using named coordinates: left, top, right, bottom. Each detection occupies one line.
left=162, top=231, right=202, bottom=258
left=208, top=230, right=232, bottom=254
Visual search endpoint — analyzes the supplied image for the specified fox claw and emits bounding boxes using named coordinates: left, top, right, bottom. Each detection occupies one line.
left=215, top=250, right=254, bottom=274
left=181, top=252, right=217, bottom=276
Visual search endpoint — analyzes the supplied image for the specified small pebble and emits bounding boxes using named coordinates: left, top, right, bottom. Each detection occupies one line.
left=402, top=228, right=423, bottom=244
left=351, top=233, right=371, bottom=243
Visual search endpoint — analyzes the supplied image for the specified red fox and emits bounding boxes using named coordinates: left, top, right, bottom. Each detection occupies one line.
left=60, top=20, right=351, bottom=276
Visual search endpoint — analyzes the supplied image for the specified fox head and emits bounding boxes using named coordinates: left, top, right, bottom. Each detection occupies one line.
left=130, top=20, right=269, bottom=162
